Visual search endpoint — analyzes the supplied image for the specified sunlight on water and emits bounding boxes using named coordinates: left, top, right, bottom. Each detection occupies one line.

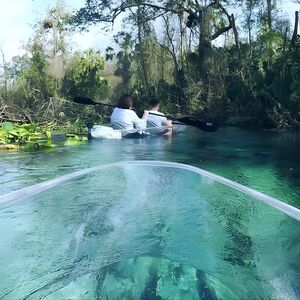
left=0, top=162, right=299, bottom=299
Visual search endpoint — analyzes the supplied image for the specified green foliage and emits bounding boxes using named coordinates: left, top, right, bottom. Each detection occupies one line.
left=62, top=49, right=109, bottom=100
left=19, top=51, right=57, bottom=102
left=64, top=135, right=88, bottom=146
left=256, top=30, right=284, bottom=64
left=0, top=122, right=48, bottom=148
left=0, top=121, right=88, bottom=152
left=1, top=0, right=299, bottom=131
left=7, top=55, right=31, bottom=79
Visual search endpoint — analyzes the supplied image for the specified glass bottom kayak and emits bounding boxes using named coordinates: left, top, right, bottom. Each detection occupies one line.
left=90, top=124, right=186, bottom=139
left=0, top=161, right=299, bottom=299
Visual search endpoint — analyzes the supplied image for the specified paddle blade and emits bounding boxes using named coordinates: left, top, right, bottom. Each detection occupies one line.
left=73, top=96, right=97, bottom=105
left=176, top=117, right=218, bottom=132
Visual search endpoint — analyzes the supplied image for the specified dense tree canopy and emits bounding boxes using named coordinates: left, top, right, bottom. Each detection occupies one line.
left=0, top=1, right=299, bottom=129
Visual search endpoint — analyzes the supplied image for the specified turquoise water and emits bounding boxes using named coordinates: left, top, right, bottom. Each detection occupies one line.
left=0, top=127, right=300, bottom=299
left=1, top=127, right=300, bottom=208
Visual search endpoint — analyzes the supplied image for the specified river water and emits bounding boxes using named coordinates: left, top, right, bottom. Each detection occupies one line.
left=0, top=126, right=300, bottom=299
left=1, top=126, right=300, bottom=208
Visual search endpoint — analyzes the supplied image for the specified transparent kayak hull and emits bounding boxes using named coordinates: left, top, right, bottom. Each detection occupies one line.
left=0, top=161, right=299, bottom=299
left=90, top=125, right=186, bottom=139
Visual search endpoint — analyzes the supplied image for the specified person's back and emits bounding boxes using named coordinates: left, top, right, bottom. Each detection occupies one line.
left=147, top=98, right=172, bottom=127
left=111, top=107, right=143, bottom=130
left=110, top=94, right=148, bottom=130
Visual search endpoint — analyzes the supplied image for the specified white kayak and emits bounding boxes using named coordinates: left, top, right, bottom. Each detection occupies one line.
left=89, top=124, right=186, bottom=139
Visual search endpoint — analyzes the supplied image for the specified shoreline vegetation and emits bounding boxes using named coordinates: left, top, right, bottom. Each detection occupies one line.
left=0, top=121, right=87, bottom=152
left=1, top=1, right=299, bottom=150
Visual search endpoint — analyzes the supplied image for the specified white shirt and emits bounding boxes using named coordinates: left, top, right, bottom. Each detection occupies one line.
left=147, top=110, right=167, bottom=127
left=110, top=108, right=146, bottom=130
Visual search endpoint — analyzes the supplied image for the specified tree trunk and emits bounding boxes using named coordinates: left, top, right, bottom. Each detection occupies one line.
left=197, top=7, right=212, bottom=100
left=136, top=14, right=150, bottom=96
left=162, top=15, right=184, bottom=107
left=291, top=11, right=299, bottom=46
left=0, top=50, right=8, bottom=101
left=231, top=14, right=240, bottom=52
left=266, top=0, right=272, bottom=31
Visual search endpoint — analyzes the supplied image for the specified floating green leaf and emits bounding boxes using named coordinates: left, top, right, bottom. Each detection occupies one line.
left=2, top=122, right=14, bottom=133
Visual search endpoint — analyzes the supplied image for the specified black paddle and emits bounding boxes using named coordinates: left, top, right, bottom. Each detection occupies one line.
left=73, top=96, right=218, bottom=132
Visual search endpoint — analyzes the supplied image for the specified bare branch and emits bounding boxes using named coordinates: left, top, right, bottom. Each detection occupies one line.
left=210, top=2, right=233, bottom=40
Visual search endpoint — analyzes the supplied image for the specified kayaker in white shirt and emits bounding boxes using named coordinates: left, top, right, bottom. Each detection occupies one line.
left=110, top=94, right=149, bottom=130
left=147, top=98, right=172, bottom=127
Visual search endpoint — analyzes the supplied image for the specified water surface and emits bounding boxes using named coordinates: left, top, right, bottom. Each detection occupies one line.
left=1, top=126, right=299, bottom=208
left=0, top=126, right=300, bottom=299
